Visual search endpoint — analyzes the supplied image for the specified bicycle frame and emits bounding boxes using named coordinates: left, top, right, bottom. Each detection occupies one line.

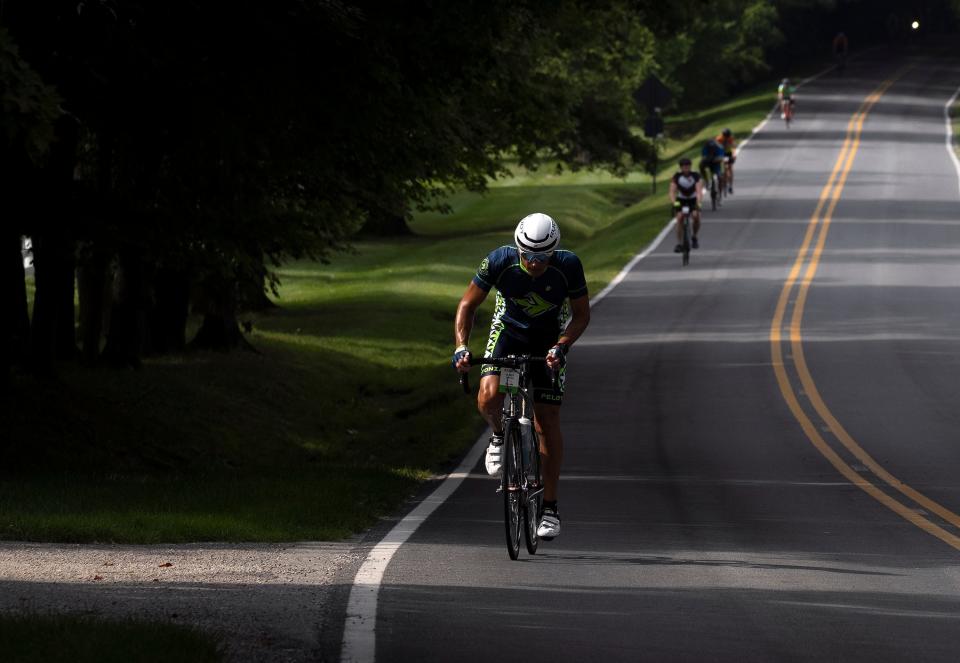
left=679, top=205, right=693, bottom=266
left=459, top=355, right=548, bottom=559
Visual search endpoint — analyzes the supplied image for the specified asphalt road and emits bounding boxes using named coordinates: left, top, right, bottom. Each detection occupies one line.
left=340, top=51, right=960, bottom=662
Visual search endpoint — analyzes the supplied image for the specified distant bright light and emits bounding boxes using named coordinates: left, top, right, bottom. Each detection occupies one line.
left=911, top=20, right=920, bottom=29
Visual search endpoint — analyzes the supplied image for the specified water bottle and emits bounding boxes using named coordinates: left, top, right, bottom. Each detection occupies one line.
left=519, top=416, right=534, bottom=478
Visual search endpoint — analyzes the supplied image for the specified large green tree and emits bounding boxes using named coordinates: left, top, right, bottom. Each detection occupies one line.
left=9, top=0, right=932, bottom=370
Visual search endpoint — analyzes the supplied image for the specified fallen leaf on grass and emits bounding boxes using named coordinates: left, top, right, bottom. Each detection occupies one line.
left=103, top=561, right=115, bottom=567
left=158, top=562, right=173, bottom=568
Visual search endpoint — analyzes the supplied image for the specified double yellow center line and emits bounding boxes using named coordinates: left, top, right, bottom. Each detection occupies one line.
left=770, top=70, right=960, bottom=551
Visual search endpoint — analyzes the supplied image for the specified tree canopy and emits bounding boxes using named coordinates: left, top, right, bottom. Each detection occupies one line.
left=2, top=0, right=957, bottom=371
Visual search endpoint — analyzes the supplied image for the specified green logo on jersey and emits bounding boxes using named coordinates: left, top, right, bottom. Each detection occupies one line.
left=478, top=258, right=490, bottom=276
left=511, top=292, right=556, bottom=318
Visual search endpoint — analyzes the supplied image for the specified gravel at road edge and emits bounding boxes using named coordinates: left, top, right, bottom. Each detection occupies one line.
left=0, top=540, right=361, bottom=662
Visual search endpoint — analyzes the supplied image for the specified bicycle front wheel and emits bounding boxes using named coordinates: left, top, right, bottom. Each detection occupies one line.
left=503, top=424, right=523, bottom=560
left=523, top=431, right=543, bottom=555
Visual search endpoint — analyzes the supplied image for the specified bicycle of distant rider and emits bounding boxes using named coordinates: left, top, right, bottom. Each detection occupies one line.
left=678, top=203, right=694, bottom=267
left=782, top=97, right=795, bottom=127
left=460, top=355, right=547, bottom=560
left=708, top=169, right=720, bottom=210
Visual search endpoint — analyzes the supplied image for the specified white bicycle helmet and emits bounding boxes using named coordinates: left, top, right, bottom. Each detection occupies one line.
left=514, top=213, right=560, bottom=253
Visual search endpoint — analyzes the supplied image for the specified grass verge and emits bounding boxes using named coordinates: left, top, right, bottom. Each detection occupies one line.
left=0, top=613, right=223, bottom=663
left=4, top=75, right=791, bottom=543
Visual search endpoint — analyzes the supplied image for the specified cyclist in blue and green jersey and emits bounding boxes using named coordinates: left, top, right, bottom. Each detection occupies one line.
left=453, top=213, right=591, bottom=540
left=699, top=138, right=725, bottom=188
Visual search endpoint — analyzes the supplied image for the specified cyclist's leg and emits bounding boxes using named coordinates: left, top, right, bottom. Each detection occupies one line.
left=674, top=206, right=684, bottom=245
left=478, top=374, right=505, bottom=432
left=693, top=205, right=701, bottom=237
left=533, top=403, right=562, bottom=501
left=531, top=353, right=564, bottom=502
left=478, top=305, right=510, bottom=433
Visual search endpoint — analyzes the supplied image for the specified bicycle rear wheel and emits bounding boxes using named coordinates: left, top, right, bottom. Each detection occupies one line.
left=523, top=431, right=543, bottom=555
left=710, top=178, right=717, bottom=210
left=682, top=216, right=691, bottom=267
left=503, top=424, right=522, bottom=560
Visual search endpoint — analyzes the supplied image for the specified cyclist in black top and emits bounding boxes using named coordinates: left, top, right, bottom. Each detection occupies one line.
left=669, top=157, right=704, bottom=251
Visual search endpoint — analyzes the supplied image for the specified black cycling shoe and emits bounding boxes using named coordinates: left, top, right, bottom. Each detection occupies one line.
left=692, top=236, right=699, bottom=249
left=674, top=243, right=683, bottom=253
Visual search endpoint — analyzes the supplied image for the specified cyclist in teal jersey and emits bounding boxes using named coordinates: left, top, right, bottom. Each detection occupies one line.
left=453, top=213, right=591, bottom=540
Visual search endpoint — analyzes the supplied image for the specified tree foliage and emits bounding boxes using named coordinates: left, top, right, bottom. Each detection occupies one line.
left=2, top=0, right=957, bottom=371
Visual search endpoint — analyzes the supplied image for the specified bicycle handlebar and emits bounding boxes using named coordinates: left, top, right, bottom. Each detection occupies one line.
left=457, top=355, right=553, bottom=394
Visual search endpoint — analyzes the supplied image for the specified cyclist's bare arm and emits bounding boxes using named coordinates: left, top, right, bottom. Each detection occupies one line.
left=669, top=179, right=678, bottom=205
left=696, top=179, right=704, bottom=206
left=548, top=295, right=590, bottom=370
left=454, top=282, right=488, bottom=371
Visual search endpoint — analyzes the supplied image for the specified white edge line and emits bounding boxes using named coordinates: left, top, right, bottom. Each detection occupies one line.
left=339, top=55, right=851, bottom=663
left=590, top=218, right=676, bottom=305
left=340, top=431, right=489, bottom=662
left=945, top=83, right=960, bottom=199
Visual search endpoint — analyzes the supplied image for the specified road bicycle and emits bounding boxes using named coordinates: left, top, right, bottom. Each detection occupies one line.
left=781, top=98, right=795, bottom=128
left=677, top=203, right=694, bottom=267
left=460, top=356, right=548, bottom=560
left=722, top=155, right=733, bottom=196
left=835, top=51, right=847, bottom=75
left=708, top=170, right=721, bottom=210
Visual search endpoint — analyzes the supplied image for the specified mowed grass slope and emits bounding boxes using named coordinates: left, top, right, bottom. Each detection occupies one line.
left=3, top=83, right=778, bottom=543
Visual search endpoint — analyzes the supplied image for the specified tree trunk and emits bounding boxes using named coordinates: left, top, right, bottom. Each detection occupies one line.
left=360, top=210, right=412, bottom=236
left=190, top=280, right=255, bottom=352
left=30, top=234, right=75, bottom=374
left=55, top=244, right=77, bottom=360
left=2, top=235, right=31, bottom=375
left=149, top=266, right=190, bottom=355
left=239, top=271, right=277, bottom=312
left=78, top=248, right=111, bottom=364
left=102, top=246, right=148, bottom=369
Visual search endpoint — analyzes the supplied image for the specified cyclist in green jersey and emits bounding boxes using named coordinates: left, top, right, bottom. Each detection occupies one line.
left=778, top=78, right=796, bottom=119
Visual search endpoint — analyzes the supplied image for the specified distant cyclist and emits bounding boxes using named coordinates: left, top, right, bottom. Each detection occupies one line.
left=699, top=138, right=725, bottom=189
left=670, top=157, right=703, bottom=251
left=778, top=78, right=796, bottom=119
left=833, top=31, right=849, bottom=72
left=453, top=213, right=591, bottom=540
left=716, top=128, right=737, bottom=194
